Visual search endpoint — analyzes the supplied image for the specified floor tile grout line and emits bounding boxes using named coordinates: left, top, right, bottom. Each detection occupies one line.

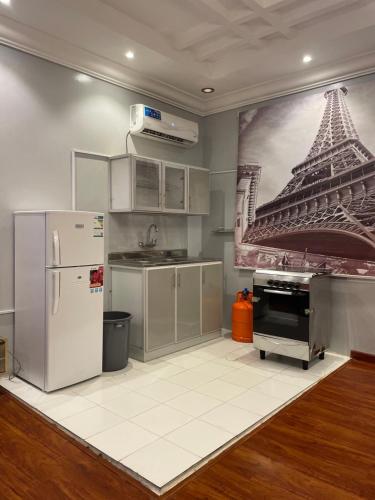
left=34, top=390, right=134, bottom=429
left=86, top=423, right=160, bottom=459
left=117, top=437, right=203, bottom=490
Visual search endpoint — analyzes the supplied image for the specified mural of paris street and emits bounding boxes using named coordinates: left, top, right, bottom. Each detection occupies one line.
left=235, top=82, right=375, bottom=276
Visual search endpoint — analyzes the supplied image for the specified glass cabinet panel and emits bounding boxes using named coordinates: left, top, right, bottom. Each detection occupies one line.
left=164, top=164, right=186, bottom=212
left=133, top=157, right=161, bottom=211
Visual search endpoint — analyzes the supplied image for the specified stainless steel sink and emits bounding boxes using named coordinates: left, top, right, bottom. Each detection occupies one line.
left=108, top=249, right=220, bottom=267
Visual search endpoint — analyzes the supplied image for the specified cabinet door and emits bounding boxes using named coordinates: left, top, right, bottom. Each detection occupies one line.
left=177, top=266, right=201, bottom=342
left=202, top=264, right=223, bottom=335
left=189, top=168, right=209, bottom=215
left=164, top=164, right=187, bottom=213
left=133, top=156, right=162, bottom=211
left=146, top=268, right=175, bottom=351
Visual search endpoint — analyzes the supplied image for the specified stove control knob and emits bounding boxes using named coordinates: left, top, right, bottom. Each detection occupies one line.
left=281, top=281, right=288, bottom=287
left=287, top=282, right=294, bottom=288
left=294, top=282, right=301, bottom=289
left=267, top=279, right=274, bottom=286
left=273, top=280, right=280, bottom=287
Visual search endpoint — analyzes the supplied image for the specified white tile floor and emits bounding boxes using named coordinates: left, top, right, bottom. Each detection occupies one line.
left=0, top=337, right=348, bottom=494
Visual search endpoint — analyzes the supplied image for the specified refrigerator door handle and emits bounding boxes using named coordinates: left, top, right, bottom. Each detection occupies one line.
left=52, top=271, right=61, bottom=315
left=52, top=230, right=61, bottom=266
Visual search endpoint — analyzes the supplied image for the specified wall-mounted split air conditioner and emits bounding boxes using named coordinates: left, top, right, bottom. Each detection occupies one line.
left=130, top=104, right=199, bottom=147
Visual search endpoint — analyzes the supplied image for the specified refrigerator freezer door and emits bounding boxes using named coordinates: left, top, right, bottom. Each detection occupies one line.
left=46, top=212, right=104, bottom=267
left=46, top=266, right=103, bottom=391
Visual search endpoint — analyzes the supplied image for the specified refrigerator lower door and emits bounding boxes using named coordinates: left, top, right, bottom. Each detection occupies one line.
left=46, top=266, right=103, bottom=391
left=46, top=211, right=104, bottom=267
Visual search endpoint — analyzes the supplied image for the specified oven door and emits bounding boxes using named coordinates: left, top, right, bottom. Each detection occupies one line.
left=253, top=285, right=309, bottom=343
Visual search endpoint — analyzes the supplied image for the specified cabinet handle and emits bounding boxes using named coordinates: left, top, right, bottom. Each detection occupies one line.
left=172, top=273, right=176, bottom=288
left=177, top=273, right=181, bottom=287
left=52, top=271, right=60, bottom=315
left=202, top=269, right=205, bottom=285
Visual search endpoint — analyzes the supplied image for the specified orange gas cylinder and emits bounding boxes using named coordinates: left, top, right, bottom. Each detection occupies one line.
left=232, top=288, right=253, bottom=343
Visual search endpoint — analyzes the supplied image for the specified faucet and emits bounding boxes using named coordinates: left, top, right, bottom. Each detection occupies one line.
left=139, top=224, right=159, bottom=248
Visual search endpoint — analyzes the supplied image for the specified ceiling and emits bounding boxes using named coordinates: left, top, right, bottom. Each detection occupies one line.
left=1, top=0, right=375, bottom=115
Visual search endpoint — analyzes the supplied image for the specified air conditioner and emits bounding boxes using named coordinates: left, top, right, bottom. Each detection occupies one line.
left=130, top=104, right=198, bottom=147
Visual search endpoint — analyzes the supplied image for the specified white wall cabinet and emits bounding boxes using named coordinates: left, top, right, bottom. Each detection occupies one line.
left=133, top=156, right=162, bottom=211
left=163, top=162, right=187, bottom=213
left=111, top=262, right=222, bottom=361
left=110, top=154, right=209, bottom=215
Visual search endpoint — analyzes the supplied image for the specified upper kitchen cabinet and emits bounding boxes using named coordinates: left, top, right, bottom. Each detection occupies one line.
left=188, top=167, right=210, bottom=215
left=163, top=163, right=187, bottom=213
left=110, top=155, right=162, bottom=212
left=110, top=154, right=209, bottom=215
left=134, top=156, right=162, bottom=211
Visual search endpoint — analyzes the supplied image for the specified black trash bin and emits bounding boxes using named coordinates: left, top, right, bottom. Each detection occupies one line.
left=103, top=311, right=132, bottom=372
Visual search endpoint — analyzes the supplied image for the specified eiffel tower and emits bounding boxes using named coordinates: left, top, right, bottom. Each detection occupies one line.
left=242, top=87, right=375, bottom=261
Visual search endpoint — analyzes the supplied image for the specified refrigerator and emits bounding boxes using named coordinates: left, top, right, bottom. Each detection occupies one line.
left=14, top=211, right=105, bottom=392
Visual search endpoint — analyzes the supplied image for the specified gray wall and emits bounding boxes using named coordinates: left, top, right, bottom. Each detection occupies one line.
left=0, top=44, right=204, bottom=364
left=202, top=109, right=253, bottom=331
left=202, top=83, right=375, bottom=356
left=1, top=42, right=374, bottom=364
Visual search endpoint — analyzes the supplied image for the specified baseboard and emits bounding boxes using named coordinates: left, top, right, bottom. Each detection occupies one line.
left=350, top=350, right=375, bottom=364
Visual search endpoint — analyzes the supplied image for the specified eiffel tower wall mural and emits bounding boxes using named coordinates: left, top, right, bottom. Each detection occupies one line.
left=235, top=81, right=375, bottom=276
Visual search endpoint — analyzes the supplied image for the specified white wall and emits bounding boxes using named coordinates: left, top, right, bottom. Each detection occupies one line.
left=0, top=44, right=204, bottom=363
left=202, top=81, right=375, bottom=356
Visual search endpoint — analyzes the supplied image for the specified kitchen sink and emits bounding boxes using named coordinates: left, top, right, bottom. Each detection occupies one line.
left=108, top=249, right=220, bottom=267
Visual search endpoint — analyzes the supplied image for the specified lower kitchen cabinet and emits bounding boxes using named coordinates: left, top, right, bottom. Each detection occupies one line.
left=176, top=266, right=201, bottom=342
left=147, top=268, right=175, bottom=350
left=111, top=262, right=223, bottom=361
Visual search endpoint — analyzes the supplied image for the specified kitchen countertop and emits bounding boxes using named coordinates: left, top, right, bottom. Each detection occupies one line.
left=109, top=257, right=222, bottom=269
left=108, top=249, right=222, bottom=268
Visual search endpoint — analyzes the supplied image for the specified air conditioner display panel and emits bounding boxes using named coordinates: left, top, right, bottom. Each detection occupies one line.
left=144, top=107, right=161, bottom=120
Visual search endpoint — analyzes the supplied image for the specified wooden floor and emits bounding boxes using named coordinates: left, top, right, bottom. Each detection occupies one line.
left=1, top=360, right=374, bottom=499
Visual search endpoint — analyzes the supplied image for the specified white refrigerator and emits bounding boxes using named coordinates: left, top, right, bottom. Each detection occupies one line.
left=14, top=211, right=105, bottom=392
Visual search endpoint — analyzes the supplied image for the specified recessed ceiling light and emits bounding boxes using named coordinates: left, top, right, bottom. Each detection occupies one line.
left=0, top=0, right=11, bottom=6
left=201, top=87, right=215, bottom=93
left=302, top=54, right=312, bottom=64
left=75, top=73, right=92, bottom=83
left=125, top=50, right=135, bottom=60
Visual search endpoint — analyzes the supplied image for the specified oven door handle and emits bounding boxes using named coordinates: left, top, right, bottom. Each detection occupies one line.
left=263, top=289, right=293, bottom=296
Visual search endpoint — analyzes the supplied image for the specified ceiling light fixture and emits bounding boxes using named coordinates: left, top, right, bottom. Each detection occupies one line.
left=201, top=87, right=215, bottom=93
left=0, top=0, right=11, bottom=6
left=302, top=54, right=312, bottom=64
left=125, top=50, right=135, bottom=60
left=75, top=73, right=92, bottom=83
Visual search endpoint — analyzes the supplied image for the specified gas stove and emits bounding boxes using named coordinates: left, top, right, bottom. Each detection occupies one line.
left=254, top=269, right=331, bottom=291
left=252, top=269, right=332, bottom=370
